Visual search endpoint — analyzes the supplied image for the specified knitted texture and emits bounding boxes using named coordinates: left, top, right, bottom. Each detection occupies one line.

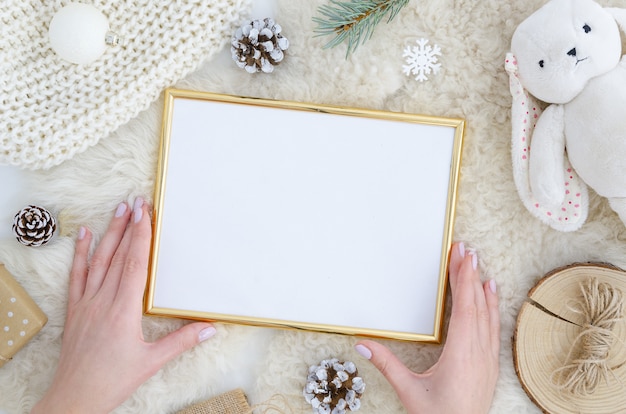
left=0, top=0, right=251, bottom=170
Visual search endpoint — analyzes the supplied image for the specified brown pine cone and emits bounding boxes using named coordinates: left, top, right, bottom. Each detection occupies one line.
left=304, top=358, right=365, bottom=413
left=231, top=18, right=289, bottom=73
left=12, top=205, right=57, bottom=247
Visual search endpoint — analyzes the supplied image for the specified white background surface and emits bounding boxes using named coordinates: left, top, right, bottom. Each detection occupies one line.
left=152, top=96, right=456, bottom=338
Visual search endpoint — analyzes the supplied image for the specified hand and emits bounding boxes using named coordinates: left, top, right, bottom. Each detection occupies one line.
left=32, top=198, right=216, bottom=414
left=355, top=242, right=500, bottom=414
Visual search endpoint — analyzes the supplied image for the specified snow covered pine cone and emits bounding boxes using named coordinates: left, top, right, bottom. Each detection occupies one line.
left=12, top=205, right=56, bottom=247
left=231, top=18, right=289, bottom=73
left=304, top=358, right=366, bottom=414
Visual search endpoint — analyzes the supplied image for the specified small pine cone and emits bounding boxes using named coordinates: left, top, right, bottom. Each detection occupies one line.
left=12, top=205, right=57, bottom=247
left=231, top=18, right=289, bottom=73
left=303, top=358, right=365, bottom=414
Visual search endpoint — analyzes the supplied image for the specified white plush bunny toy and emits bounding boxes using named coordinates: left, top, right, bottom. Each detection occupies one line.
left=506, top=0, right=626, bottom=231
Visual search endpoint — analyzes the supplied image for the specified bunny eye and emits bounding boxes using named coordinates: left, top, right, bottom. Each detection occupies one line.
left=583, top=24, right=591, bottom=33
left=539, top=60, right=545, bottom=68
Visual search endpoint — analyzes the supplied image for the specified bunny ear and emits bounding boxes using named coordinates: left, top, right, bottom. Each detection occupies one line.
left=606, top=7, right=626, bottom=32
left=505, top=53, right=588, bottom=231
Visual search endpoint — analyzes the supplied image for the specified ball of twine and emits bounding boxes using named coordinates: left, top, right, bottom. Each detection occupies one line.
left=551, top=277, right=624, bottom=396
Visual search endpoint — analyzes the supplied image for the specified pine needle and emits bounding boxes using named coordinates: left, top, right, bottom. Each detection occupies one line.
left=313, top=0, right=409, bottom=58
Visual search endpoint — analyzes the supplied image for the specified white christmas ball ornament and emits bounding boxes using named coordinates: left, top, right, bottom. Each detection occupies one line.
left=48, top=3, right=110, bottom=64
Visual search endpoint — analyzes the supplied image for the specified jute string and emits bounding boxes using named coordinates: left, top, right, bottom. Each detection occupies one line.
left=551, top=277, right=624, bottom=396
left=250, top=394, right=296, bottom=414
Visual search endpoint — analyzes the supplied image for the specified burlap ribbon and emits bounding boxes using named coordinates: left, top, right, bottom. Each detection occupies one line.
left=176, top=389, right=252, bottom=414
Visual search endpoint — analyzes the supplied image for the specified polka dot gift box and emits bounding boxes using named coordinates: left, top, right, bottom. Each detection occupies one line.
left=0, top=265, right=47, bottom=367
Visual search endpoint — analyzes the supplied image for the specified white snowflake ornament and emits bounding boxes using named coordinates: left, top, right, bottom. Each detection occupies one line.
left=402, top=38, right=442, bottom=82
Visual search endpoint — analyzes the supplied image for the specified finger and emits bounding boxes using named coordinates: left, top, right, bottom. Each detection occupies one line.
left=100, top=200, right=146, bottom=302
left=355, top=340, right=417, bottom=395
left=448, top=242, right=466, bottom=295
left=98, top=224, right=133, bottom=303
left=450, top=251, right=479, bottom=311
left=449, top=243, right=481, bottom=301
left=465, top=251, right=493, bottom=346
left=447, top=252, right=484, bottom=345
left=484, top=279, right=500, bottom=358
left=68, top=226, right=92, bottom=308
left=83, top=202, right=132, bottom=298
left=115, top=199, right=153, bottom=310
left=150, top=323, right=216, bottom=368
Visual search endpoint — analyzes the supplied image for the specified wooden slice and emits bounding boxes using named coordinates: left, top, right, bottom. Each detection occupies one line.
left=513, top=263, right=626, bottom=414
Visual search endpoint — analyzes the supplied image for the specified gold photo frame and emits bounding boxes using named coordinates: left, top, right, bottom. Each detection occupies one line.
left=145, top=89, right=464, bottom=343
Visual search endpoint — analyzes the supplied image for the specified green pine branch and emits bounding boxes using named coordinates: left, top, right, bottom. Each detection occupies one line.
left=313, top=0, right=409, bottom=58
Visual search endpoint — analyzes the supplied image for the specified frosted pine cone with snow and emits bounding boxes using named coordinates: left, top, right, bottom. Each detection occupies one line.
left=12, top=205, right=56, bottom=247
left=231, top=18, right=289, bottom=73
left=304, top=358, right=365, bottom=414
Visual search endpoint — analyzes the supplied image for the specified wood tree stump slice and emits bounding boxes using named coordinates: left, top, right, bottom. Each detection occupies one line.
left=513, top=263, right=626, bottom=414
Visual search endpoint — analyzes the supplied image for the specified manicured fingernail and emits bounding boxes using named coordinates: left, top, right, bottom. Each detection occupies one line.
left=133, top=208, right=143, bottom=223
left=458, top=242, right=465, bottom=258
left=78, top=226, right=87, bottom=240
left=355, top=344, right=372, bottom=360
left=489, top=279, right=497, bottom=294
left=198, top=326, right=217, bottom=342
left=470, top=252, right=478, bottom=271
left=115, top=202, right=127, bottom=218
left=133, top=197, right=144, bottom=223
left=133, top=197, right=144, bottom=211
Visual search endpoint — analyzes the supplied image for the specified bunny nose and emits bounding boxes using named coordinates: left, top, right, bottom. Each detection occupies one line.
left=567, top=48, right=577, bottom=57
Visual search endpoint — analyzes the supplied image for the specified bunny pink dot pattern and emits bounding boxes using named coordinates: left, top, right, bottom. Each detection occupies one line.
left=505, top=53, right=588, bottom=231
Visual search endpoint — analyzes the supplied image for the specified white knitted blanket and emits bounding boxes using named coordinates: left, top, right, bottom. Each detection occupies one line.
left=3, top=0, right=626, bottom=413
left=0, top=0, right=250, bottom=170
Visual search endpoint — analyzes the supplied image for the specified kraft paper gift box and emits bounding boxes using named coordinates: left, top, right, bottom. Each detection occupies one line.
left=0, top=264, right=47, bottom=367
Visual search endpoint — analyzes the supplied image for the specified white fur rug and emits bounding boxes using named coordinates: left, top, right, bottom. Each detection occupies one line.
left=3, top=0, right=626, bottom=413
